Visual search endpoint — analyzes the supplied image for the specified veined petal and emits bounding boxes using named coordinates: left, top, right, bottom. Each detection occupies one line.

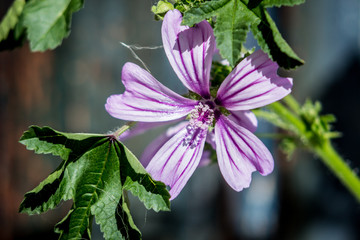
left=141, top=121, right=211, bottom=168
left=162, top=9, right=215, bottom=98
left=215, top=50, right=293, bottom=110
left=206, top=130, right=216, bottom=150
left=140, top=121, right=188, bottom=167
left=214, top=115, right=274, bottom=192
left=105, top=62, right=197, bottom=122
left=228, top=110, right=258, bottom=133
left=146, top=125, right=207, bottom=200
left=198, top=150, right=211, bottom=167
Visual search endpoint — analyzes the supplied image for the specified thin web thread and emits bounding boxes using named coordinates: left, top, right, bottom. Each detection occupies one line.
left=120, top=42, right=163, bottom=73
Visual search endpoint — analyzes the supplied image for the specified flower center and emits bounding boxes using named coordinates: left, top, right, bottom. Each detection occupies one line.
left=189, top=102, right=214, bottom=130
left=183, top=102, right=214, bottom=149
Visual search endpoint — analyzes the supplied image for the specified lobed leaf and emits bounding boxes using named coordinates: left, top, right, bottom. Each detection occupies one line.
left=55, top=141, right=123, bottom=239
left=19, top=126, right=171, bottom=240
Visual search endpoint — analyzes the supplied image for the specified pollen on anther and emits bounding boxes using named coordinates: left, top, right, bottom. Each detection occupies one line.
left=189, top=102, right=214, bottom=130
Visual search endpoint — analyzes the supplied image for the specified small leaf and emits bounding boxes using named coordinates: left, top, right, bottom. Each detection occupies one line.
left=22, top=0, right=84, bottom=51
left=19, top=126, right=170, bottom=240
left=151, top=0, right=174, bottom=20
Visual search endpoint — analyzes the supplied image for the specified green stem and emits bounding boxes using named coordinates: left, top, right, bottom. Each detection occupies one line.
left=268, top=101, right=306, bottom=134
left=282, top=94, right=301, bottom=114
left=114, top=122, right=136, bottom=138
left=313, top=140, right=360, bottom=202
left=258, top=95, right=360, bottom=202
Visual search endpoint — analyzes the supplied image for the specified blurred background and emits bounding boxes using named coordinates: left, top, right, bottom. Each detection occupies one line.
left=0, top=0, right=359, bottom=239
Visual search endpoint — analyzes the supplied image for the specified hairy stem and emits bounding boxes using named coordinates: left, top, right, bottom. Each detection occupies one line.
left=313, top=140, right=360, bottom=202
left=256, top=95, right=360, bottom=202
left=114, top=122, right=136, bottom=138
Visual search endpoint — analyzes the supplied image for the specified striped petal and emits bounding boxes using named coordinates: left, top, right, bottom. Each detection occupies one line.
left=140, top=121, right=187, bottom=167
left=214, top=115, right=274, bottom=192
left=105, top=62, right=197, bottom=122
left=141, top=121, right=211, bottom=168
left=215, top=50, right=293, bottom=110
left=146, top=125, right=207, bottom=199
left=162, top=9, right=215, bottom=99
left=228, top=110, right=258, bottom=133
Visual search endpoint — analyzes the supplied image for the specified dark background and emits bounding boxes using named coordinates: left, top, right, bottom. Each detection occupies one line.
left=0, top=0, right=359, bottom=239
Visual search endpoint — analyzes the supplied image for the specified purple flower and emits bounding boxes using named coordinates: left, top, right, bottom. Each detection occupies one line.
left=106, top=9, right=293, bottom=199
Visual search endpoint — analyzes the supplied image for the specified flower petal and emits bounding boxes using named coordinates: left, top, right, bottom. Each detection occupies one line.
left=141, top=121, right=211, bottom=168
left=198, top=150, right=212, bottom=167
left=162, top=9, right=215, bottom=98
left=215, top=50, right=293, bottom=110
left=140, top=121, right=188, bottom=167
left=228, top=110, right=258, bottom=133
left=105, top=62, right=197, bottom=122
left=214, top=115, right=274, bottom=192
left=206, top=130, right=216, bottom=150
left=146, top=125, right=207, bottom=199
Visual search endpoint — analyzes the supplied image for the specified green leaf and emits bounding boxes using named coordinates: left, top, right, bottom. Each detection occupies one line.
left=182, top=0, right=304, bottom=69
left=19, top=126, right=170, bottom=240
left=116, top=142, right=171, bottom=212
left=0, top=0, right=25, bottom=42
left=182, top=0, right=230, bottom=29
left=22, top=0, right=84, bottom=51
left=183, top=0, right=258, bottom=66
left=250, top=8, right=304, bottom=69
left=262, top=0, right=305, bottom=8
left=151, top=0, right=174, bottom=20
left=214, top=0, right=260, bottom=66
